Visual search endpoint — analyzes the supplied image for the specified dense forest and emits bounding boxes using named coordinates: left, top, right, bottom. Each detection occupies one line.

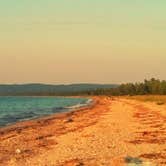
left=0, top=84, right=117, bottom=96
left=0, top=78, right=165, bottom=96
left=88, top=78, right=166, bottom=96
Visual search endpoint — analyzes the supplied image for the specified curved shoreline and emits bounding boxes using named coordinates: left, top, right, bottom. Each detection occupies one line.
left=0, top=96, right=164, bottom=166
left=0, top=96, right=103, bottom=166
left=0, top=96, right=96, bottom=133
left=0, top=96, right=94, bottom=131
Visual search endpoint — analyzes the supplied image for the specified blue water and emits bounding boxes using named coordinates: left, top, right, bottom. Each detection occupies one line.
left=0, top=96, right=90, bottom=127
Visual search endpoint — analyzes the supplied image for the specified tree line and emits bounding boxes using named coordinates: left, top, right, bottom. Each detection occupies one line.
left=0, top=78, right=165, bottom=96
left=85, top=78, right=166, bottom=96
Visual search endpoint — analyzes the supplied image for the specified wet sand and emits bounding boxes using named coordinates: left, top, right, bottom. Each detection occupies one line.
left=0, top=96, right=165, bottom=166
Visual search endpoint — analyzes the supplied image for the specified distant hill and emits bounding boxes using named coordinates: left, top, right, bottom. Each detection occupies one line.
left=0, top=84, right=118, bottom=96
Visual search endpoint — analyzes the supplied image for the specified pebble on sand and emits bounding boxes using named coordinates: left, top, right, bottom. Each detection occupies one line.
left=15, top=149, right=21, bottom=154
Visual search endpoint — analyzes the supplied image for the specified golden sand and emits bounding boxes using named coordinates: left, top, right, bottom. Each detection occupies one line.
left=0, top=96, right=165, bottom=166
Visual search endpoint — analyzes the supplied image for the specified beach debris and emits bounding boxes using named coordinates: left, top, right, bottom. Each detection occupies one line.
left=66, top=118, right=74, bottom=123
left=156, top=101, right=164, bottom=105
left=15, top=148, right=21, bottom=154
left=62, top=159, right=84, bottom=166
left=16, top=128, right=22, bottom=134
left=125, top=156, right=143, bottom=165
left=36, top=135, right=44, bottom=140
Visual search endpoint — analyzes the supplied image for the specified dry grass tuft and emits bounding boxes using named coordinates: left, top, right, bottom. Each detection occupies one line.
left=124, top=95, right=166, bottom=105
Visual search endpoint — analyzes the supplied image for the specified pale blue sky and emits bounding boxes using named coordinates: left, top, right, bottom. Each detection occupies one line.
left=0, top=1, right=166, bottom=84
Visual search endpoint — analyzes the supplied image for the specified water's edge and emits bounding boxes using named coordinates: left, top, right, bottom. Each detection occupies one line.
left=0, top=97, right=94, bottom=129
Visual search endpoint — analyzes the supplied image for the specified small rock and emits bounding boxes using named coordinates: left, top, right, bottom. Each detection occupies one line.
left=66, top=118, right=74, bottom=123
left=15, top=149, right=21, bottom=154
left=125, top=156, right=142, bottom=164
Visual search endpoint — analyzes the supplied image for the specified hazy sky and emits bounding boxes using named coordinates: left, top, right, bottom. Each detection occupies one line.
left=0, top=1, right=166, bottom=84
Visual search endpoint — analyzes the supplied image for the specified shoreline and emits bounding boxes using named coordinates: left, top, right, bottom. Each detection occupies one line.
left=0, top=96, right=93, bottom=130
left=0, top=96, right=96, bottom=133
left=0, top=96, right=107, bottom=166
left=0, top=96, right=165, bottom=166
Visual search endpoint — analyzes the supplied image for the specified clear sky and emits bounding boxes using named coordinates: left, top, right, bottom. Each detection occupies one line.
left=0, top=1, right=166, bottom=84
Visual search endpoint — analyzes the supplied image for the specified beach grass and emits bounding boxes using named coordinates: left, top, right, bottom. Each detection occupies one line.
left=124, top=95, right=166, bottom=105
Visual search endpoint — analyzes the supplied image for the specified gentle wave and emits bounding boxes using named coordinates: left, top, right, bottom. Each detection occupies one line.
left=65, top=98, right=93, bottom=109
left=0, top=97, right=90, bottom=127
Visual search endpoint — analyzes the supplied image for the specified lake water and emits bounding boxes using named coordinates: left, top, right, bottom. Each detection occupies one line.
left=0, top=96, right=90, bottom=127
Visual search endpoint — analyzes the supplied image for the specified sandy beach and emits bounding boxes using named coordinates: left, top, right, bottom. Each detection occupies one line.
left=0, top=96, right=166, bottom=166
